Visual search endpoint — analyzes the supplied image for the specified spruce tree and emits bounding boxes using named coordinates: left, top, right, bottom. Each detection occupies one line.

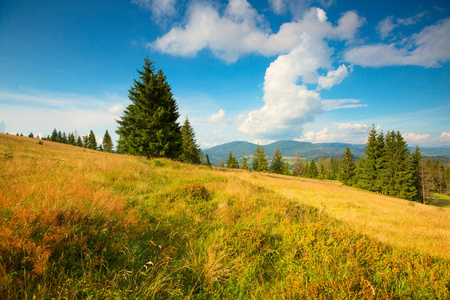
left=308, top=159, right=318, bottom=178
left=338, top=146, right=356, bottom=185
left=411, top=146, right=424, bottom=202
left=270, top=147, right=284, bottom=174
left=102, top=130, right=113, bottom=153
left=76, top=136, right=83, bottom=147
left=51, top=128, right=58, bottom=142
left=205, top=154, right=212, bottom=167
left=180, top=117, right=200, bottom=164
left=356, top=125, right=379, bottom=191
left=226, top=151, right=237, bottom=168
left=87, top=130, right=97, bottom=150
left=68, top=133, right=76, bottom=145
left=28, top=132, right=34, bottom=138
left=283, top=161, right=290, bottom=175
left=241, top=157, right=249, bottom=170
left=116, top=58, right=182, bottom=159
left=252, top=144, right=268, bottom=172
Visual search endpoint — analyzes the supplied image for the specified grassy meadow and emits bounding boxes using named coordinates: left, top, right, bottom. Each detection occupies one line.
left=0, top=133, right=449, bottom=299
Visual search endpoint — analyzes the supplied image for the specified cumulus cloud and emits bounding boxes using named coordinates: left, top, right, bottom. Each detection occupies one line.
left=403, top=132, right=450, bottom=146
left=298, top=128, right=336, bottom=143
left=132, top=0, right=177, bottom=19
left=207, top=109, right=226, bottom=123
left=107, top=104, right=123, bottom=114
left=321, top=99, right=367, bottom=111
left=317, top=64, right=352, bottom=89
left=153, top=2, right=365, bottom=139
left=334, top=122, right=369, bottom=135
left=269, top=0, right=334, bottom=19
left=346, top=18, right=450, bottom=67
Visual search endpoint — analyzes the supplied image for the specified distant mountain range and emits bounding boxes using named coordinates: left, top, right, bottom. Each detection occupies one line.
left=203, top=140, right=450, bottom=165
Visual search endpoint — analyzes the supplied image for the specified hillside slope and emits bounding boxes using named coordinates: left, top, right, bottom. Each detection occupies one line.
left=1, top=133, right=449, bottom=299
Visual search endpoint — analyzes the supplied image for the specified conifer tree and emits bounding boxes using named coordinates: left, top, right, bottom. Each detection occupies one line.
left=241, top=157, right=249, bottom=170
left=76, top=136, right=83, bottom=147
left=308, top=159, right=318, bottom=178
left=82, top=135, right=88, bottom=148
left=205, top=154, right=212, bottom=167
left=356, top=125, right=379, bottom=191
left=270, top=147, right=284, bottom=174
left=102, top=130, right=113, bottom=153
left=180, top=117, right=201, bottom=164
left=51, top=128, right=58, bottom=142
left=226, top=151, right=237, bottom=168
left=68, top=133, right=76, bottom=145
left=293, top=151, right=305, bottom=176
left=411, top=146, right=424, bottom=202
left=338, top=146, right=356, bottom=185
left=116, top=58, right=182, bottom=159
left=87, top=130, right=97, bottom=150
left=252, top=144, right=268, bottom=172
left=28, top=132, right=34, bottom=138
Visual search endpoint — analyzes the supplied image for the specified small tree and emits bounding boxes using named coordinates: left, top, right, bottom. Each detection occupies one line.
left=308, top=159, right=318, bottom=178
left=102, top=130, right=113, bottom=153
left=241, top=157, right=249, bottom=170
left=252, top=144, right=268, bottom=172
left=76, top=136, right=83, bottom=147
left=87, top=130, right=97, bottom=150
left=28, top=132, right=34, bottom=138
left=293, top=151, right=305, bottom=176
left=338, top=146, right=356, bottom=185
left=205, top=154, right=212, bottom=167
left=180, top=117, right=200, bottom=164
left=271, top=147, right=284, bottom=174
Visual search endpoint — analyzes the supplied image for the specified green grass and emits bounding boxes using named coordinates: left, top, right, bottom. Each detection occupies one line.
left=431, top=194, right=450, bottom=208
left=0, top=134, right=449, bottom=299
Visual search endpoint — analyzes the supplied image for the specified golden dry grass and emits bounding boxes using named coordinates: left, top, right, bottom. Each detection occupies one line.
left=234, top=171, right=450, bottom=259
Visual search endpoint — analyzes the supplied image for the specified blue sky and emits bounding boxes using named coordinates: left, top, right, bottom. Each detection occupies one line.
left=0, top=0, right=449, bottom=148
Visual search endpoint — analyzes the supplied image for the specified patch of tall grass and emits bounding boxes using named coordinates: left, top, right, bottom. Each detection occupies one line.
left=0, top=134, right=449, bottom=299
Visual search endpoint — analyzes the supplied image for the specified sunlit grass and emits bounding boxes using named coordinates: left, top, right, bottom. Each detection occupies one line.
left=1, top=133, right=449, bottom=299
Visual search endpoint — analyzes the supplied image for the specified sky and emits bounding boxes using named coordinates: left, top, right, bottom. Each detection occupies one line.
left=0, top=0, right=449, bottom=148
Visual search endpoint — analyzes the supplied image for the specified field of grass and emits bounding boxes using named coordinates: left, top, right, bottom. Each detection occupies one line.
left=1, top=133, right=449, bottom=299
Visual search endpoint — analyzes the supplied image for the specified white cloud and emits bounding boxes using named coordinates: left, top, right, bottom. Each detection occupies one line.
left=321, top=99, right=367, bottom=111
left=269, top=0, right=334, bottom=19
left=207, top=108, right=226, bottom=123
left=153, top=3, right=365, bottom=139
left=317, top=64, right=351, bottom=90
left=107, top=104, right=124, bottom=114
left=153, top=3, right=364, bottom=63
left=397, top=11, right=428, bottom=26
left=403, top=132, right=450, bottom=146
left=132, top=0, right=177, bottom=19
left=346, top=18, right=450, bottom=67
left=377, top=16, right=398, bottom=40
left=334, top=122, right=369, bottom=135
left=298, top=128, right=336, bottom=143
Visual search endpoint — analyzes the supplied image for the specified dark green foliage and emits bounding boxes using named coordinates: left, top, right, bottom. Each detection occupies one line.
left=339, top=146, right=356, bottom=185
left=102, top=130, right=113, bottom=153
left=180, top=117, right=200, bottom=164
left=252, top=144, right=268, bottom=172
left=307, top=159, right=318, bottom=178
left=76, top=136, right=83, bottom=147
left=283, top=161, right=290, bottom=175
left=28, top=132, right=34, bottom=138
left=87, top=130, right=97, bottom=150
left=353, top=127, right=418, bottom=201
left=116, top=58, right=182, bottom=159
left=226, top=151, right=239, bottom=168
left=205, top=154, right=212, bottom=167
left=68, top=133, right=76, bottom=145
left=270, top=147, right=284, bottom=174
left=51, top=128, right=58, bottom=142
left=241, top=157, right=249, bottom=170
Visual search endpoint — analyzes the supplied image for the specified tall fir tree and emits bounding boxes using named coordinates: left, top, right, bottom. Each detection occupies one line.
left=411, top=146, right=424, bottom=202
left=226, top=151, right=239, bottom=168
left=356, top=125, right=380, bottom=191
left=51, top=128, right=58, bottom=142
left=180, top=117, right=200, bottom=164
left=116, top=58, right=182, bottom=159
left=307, top=159, right=318, bottom=178
left=102, top=130, right=113, bottom=152
left=252, top=144, right=268, bottom=172
left=241, top=157, right=249, bottom=170
left=338, top=146, right=356, bottom=185
left=205, top=154, right=212, bottom=167
left=87, top=130, right=97, bottom=150
left=270, top=147, right=284, bottom=174
left=283, top=161, right=290, bottom=175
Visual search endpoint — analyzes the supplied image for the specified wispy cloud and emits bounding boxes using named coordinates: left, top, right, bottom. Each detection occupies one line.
left=346, top=17, right=450, bottom=67
left=321, top=99, right=367, bottom=111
